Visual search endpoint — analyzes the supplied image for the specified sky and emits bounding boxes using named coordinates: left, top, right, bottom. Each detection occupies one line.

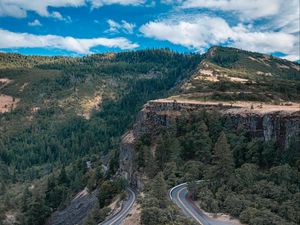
left=0, top=0, right=299, bottom=61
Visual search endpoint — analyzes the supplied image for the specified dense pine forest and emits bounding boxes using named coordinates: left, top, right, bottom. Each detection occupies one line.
left=0, top=47, right=299, bottom=225
left=0, top=49, right=201, bottom=225
left=136, top=111, right=299, bottom=225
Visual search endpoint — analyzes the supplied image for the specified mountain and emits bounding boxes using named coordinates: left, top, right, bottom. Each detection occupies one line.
left=0, top=47, right=299, bottom=225
left=177, top=46, right=300, bottom=102
left=118, top=47, right=300, bottom=225
left=0, top=49, right=201, bottom=225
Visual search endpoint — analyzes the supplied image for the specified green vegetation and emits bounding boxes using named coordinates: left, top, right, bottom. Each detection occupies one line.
left=0, top=49, right=201, bottom=224
left=0, top=47, right=299, bottom=224
left=135, top=111, right=300, bottom=225
left=139, top=172, right=195, bottom=225
left=179, top=46, right=300, bottom=102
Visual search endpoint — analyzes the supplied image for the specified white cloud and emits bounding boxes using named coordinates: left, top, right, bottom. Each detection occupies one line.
left=28, top=19, right=42, bottom=27
left=0, top=29, right=139, bottom=54
left=107, top=19, right=136, bottom=34
left=166, top=0, right=299, bottom=60
left=0, top=0, right=144, bottom=19
left=180, top=0, right=286, bottom=20
left=0, top=0, right=85, bottom=18
left=88, top=0, right=145, bottom=8
left=140, top=15, right=299, bottom=60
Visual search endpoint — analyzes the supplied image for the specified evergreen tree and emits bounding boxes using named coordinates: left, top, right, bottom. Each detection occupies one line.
left=58, top=166, right=70, bottom=186
left=209, top=132, right=234, bottom=183
left=144, top=146, right=157, bottom=178
left=24, top=195, right=50, bottom=225
left=195, top=121, right=212, bottom=163
left=155, top=137, right=169, bottom=169
left=151, top=172, right=168, bottom=208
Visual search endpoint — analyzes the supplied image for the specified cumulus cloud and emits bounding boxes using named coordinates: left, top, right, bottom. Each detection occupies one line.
left=28, top=19, right=42, bottom=27
left=0, top=29, right=139, bottom=54
left=141, top=0, right=300, bottom=61
left=140, top=15, right=299, bottom=60
left=0, top=0, right=85, bottom=18
left=0, top=0, right=144, bottom=18
left=106, top=19, right=136, bottom=34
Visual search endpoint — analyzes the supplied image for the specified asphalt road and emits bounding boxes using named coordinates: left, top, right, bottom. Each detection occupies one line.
left=169, top=182, right=235, bottom=225
left=100, top=188, right=136, bottom=225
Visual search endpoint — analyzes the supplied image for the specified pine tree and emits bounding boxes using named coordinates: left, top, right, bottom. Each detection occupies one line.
left=181, top=121, right=212, bottom=163
left=210, top=132, right=234, bottom=183
left=155, top=137, right=169, bottom=169
left=24, top=195, right=50, bottom=225
left=151, top=172, right=168, bottom=208
left=195, top=121, right=212, bottom=163
left=58, top=166, right=69, bottom=186
left=144, top=146, right=157, bottom=178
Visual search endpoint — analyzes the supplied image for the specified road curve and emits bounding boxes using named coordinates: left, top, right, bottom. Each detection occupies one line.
left=100, top=188, right=136, bottom=225
left=169, top=182, right=235, bottom=225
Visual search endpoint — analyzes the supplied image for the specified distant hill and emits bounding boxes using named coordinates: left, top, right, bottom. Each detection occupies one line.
left=176, top=46, right=300, bottom=102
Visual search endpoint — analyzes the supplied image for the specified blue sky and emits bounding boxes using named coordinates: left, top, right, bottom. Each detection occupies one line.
left=0, top=0, right=299, bottom=61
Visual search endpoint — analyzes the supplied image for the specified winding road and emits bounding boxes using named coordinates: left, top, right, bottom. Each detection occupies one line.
left=169, top=182, right=236, bottom=225
left=100, top=188, right=136, bottom=225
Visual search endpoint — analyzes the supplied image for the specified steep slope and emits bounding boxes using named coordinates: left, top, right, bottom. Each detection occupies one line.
left=118, top=47, right=300, bottom=225
left=178, top=46, right=300, bottom=102
left=0, top=50, right=201, bottom=225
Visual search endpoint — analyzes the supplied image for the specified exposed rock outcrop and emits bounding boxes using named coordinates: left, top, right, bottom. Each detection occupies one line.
left=119, top=99, right=300, bottom=189
left=46, top=189, right=98, bottom=225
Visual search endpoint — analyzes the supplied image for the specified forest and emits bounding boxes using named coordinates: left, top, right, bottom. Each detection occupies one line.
left=135, top=111, right=299, bottom=225
left=0, top=46, right=299, bottom=225
left=0, top=49, right=202, bottom=225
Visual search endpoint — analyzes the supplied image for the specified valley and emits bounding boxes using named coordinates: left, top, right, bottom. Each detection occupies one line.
left=0, top=47, right=299, bottom=225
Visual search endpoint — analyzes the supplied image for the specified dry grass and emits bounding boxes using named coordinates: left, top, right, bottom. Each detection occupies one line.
left=79, top=95, right=102, bottom=119
left=0, top=94, right=19, bottom=113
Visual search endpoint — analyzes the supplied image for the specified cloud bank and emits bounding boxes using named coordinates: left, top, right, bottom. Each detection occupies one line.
left=0, top=29, right=139, bottom=54
left=140, top=15, right=299, bottom=61
left=140, top=0, right=299, bottom=61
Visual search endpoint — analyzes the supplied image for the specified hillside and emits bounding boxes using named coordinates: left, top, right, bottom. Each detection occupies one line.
left=0, top=49, right=201, bottom=225
left=117, top=48, right=300, bottom=225
left=0, top=47, right=299, bottom=225
left=177, top=46, right=300, bottom=102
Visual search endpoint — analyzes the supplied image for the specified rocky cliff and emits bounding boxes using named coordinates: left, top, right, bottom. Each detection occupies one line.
left=119, top=99, right=300, bottom=189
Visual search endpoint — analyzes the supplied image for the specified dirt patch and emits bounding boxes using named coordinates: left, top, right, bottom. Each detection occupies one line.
left=4, top=211, right=17, bottom=225
left=59, top=92, right=103, bottom=119
left=119, top=202, right=141, bottom=225
left=181, top=82, right=194, bottom=91
left=227, top=76, right=249, bottom=83
left=195, top=75, right=219, bottom=82
left=256, top=71, right=273, bottom=77
left=19, top=82, right=29, bottom=92
left=79, top=94, right=102, bottom=119
left=0, top=94, right=19, bottom=113
left=248, top=56, right=261, bottom=63
left=0, top=78, right=12, bottom=86
left=194, top=201, right=243, bottom=225
left=103, top=52, right=116, bottom=60
left=194, top=68, right=250, bottom=84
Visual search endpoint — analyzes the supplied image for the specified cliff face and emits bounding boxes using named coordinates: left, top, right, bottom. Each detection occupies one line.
left=119, top=131, right=145, bottom=191
left=119, top=99, right=300, bottom=189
